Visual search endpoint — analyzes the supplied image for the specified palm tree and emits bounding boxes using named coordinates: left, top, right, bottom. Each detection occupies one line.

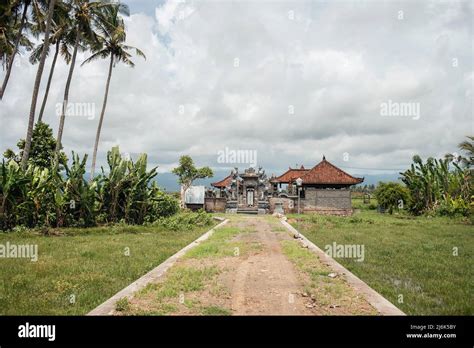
left=0, top=0, right=33, bottom=100
left=29, top=1, right=74, bottom=122
left=53, top=0, right=125, bottom=168
left=0, top=1, right=22, bottom=65
left=20, top=0, right=56, bottom=169
left=82, top=3, right=145, bottom=180
left=0, top=1, right=15, bottom=66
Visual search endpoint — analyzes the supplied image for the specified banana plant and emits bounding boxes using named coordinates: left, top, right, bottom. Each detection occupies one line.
left=400, top=155, right=471, bottom=215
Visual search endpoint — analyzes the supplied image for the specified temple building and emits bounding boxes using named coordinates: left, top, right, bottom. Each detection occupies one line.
left=270, top=165, right=309, bottom=195
left=209, top=167, right=270, bottom=214
left=206, top=156, right=363, bottom=215
left=270, top=156, right=364, bottom=215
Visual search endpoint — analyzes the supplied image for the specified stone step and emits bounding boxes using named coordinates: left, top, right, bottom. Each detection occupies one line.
left=237, top=209, right=259, bottom=214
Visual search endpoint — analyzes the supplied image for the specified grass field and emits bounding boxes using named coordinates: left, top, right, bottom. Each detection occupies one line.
left=288, top=206, right=473, bottom=315
left=0, top=221, right=216, bottom=315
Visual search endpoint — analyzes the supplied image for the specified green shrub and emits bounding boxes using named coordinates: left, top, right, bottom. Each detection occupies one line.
left=435, top=196, right=470, bottom=217
left=149, top=190, right=179, bottom=219
left=153, top=210, right=213, bottom=231
left=374, top=182, right=410, bottom=214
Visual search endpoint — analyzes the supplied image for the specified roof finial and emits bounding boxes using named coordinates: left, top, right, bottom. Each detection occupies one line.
left=323, top=155, right=326, bottom=161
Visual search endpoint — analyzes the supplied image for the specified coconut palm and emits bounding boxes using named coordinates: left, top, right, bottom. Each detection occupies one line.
left=29, top=0, right=74, bottom=122
left=53, top=0, right=127, bottom=168
left=0, top=0, right=35, bottom=99
left=0, top=1, right=16, bottom=66
left=82, top=3, right=145, bottom=180
left=0, top=1, right=23, bottom=65
left=20, top=0, right=56, bottom=169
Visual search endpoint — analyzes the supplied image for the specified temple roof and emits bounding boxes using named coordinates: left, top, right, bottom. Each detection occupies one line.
left=271, top=165, right=308, bottom=184
left=300, top=158, right=364, bottom=185
left=213, top=159, right=363, bottom=188
left=211, top=173, right=233, bottom=188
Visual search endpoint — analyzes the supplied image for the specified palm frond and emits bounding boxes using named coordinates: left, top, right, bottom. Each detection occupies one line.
left=60, top=41, right=72, bottom=64
left=29, top=42, right=46, bottom=64
left=81, top=48, right=110, bottom=66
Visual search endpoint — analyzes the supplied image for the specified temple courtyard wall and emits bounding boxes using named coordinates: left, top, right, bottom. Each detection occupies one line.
left=204, top=197, right=227, bottom=212
left=268, top=189, right=353, bottom=215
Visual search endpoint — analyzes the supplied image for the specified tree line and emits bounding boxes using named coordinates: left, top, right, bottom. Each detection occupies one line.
left=374, top=136, right=473, bottom=217
left=1, top=129, right=179, bottom=230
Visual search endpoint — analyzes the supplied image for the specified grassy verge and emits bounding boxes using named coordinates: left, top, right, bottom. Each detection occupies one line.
left=0, top=216, right=216, bottom=315
left=281, top=239, right=377, bottom=315
left=121, top=265, right=224, bottom=315
left=288, top=210, right=473, bottom=315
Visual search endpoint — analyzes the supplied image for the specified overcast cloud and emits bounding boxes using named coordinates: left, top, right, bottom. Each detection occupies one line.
left=0, top=0, right=472, bottom=178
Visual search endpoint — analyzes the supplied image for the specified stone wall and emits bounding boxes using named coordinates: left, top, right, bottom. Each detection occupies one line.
left=268, top=197, right=296, bottom=214
left=301, top=188, right=352, bottom=214
left=204, top=197, right=227, bottom=212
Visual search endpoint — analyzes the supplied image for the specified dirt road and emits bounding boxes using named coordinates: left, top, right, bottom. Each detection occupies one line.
left=123, top=215, right=376, bottom=315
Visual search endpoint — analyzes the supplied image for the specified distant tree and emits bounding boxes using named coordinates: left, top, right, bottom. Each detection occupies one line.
left=373, top=182, right=409, bottom=214
left=4, top=121, right=67, bottom=169
left=172, top=156, right=213, bottom=207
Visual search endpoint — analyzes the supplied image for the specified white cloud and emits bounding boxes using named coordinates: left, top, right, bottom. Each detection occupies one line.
left=0, top=0, right=472, bottom=177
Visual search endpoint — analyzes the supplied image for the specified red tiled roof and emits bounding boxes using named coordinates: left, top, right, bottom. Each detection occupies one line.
left=271, top=165, right=309, bottom=183
left=211, top=173, right=233, bottom=188
left=300, top=158, right=364, bottom=185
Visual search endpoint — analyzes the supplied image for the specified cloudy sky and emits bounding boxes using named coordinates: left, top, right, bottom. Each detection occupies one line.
left=1, top=0, right=472, bottom=181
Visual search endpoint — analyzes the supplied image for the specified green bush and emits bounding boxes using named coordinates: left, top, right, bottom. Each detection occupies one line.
left=148, top=189, right=179, bottom=219
left=373, top=182, right=410, bottom=214
left=153, top=210, right=213, bottom=231
left=435, top=196, right=470, bottom=217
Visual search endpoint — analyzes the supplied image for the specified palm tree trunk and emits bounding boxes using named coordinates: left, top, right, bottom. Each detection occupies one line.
left=90, top=55, right=114, bottom=181
left=38, top=39, right=60, bottom=123
left=20, top=0, right=56, bottom=169
left=54, top=28, right=80, bottom=168
left=0, top=0, right=30, bottom=100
